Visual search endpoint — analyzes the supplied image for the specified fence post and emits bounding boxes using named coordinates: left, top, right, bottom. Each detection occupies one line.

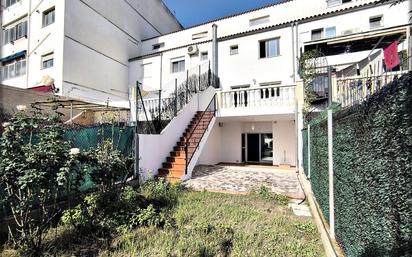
left=134, top=81, right=140, bottom=184
left=328, top=109, right=335, bottom=240
left=308, top=124, right=311, bottom=179
left=175, top=78, right=178, bottom=116
left=186, top=70, right=189, bottom=104
left=198, top=64, right=201, bottom=92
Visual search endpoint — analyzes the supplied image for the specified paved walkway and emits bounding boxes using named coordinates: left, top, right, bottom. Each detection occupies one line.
left=185, top=165, right=305, bottom=199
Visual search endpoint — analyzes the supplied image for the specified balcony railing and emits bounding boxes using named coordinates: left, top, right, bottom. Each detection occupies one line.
left=217, top=85, right=296, bottom=111
left=334, top=71, right=408, bottom=108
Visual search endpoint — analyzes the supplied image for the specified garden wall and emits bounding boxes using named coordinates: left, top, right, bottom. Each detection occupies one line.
left=304, top=72, right=412, bottom=256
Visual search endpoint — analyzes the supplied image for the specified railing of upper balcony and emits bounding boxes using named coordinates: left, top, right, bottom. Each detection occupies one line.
left=217, top=85, right=296, bottom=110
left=333, top=71, right=408, bottom=108
left=137, top=61, right=219, bottom=134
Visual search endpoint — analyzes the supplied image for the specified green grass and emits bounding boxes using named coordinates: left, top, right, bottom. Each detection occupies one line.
left=1, top=191, right=324, bottom=257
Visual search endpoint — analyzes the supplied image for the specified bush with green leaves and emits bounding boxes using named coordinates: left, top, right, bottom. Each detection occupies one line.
left=0, top=107, right=84, bottom=255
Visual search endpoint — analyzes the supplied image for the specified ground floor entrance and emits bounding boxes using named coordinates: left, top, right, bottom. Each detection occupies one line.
left=242, top=133, right=273, bottom=164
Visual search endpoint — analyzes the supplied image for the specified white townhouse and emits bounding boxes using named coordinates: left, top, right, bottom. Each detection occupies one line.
left=0, top=0, right=182, bottom=107
left=129, top=0, right=411, bottom=181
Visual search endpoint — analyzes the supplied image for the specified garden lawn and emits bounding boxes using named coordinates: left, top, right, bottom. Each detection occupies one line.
left=1, top=190, right=325, bottom=257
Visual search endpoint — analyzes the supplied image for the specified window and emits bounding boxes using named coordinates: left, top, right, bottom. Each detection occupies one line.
left=311, top=28, right=324, bottom=41
left=200, top=51, right=208, bottom=61
left=327, top=0, right=351, bottom=7
left=230, top=45, right=239, bottom=55
left=152, top=42, right=165, bottom=50
left=142, top=63, right=152, bottom=78
left=5, top=0, right=21, bottom=8
left=41, top=52, right=54, bottom=69
left=43, top=7, right=55, bottom=27
left=171, top=58, right=185, bottom=73
left=369, top=15, right=383, bottom=29
left=259, top=38, right=280, bottom=58
left=2, top=20, right=27, bottom=45
left=192, top=31, right=208, bottom=40
left=1, top=57, right=26, bottom=80
left=230, top=84, right=250, bottom=90
left=249, top=15, right=270, bottom=26
left=325, top=27, right=336, bottom=38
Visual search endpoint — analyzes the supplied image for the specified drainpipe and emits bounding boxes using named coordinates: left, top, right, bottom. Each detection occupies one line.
left=26, top=0, right=32, bottom=88
left=295, top=22, right=299, bottom=80
left=212, top=24, right=218, bottom=87
left=291, top=23, right=296, bottom=83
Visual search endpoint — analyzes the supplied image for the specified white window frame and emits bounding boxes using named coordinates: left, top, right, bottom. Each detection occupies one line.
left=230, top=45, right=239, bottom=55
left=249, top=15, right=270, bottom=26
left=259, top=38, right=280, bottom=59
left=327, top=0, right=352, bottom=7
left=325, top=27, right=336, bottom=38
left=311, top=28, right=324, bottom=41
left=170, top=57, right=185, bottom=74
left=200, top=51, right=208, bottom=61
left=1, top=57, right=26, bottom=80
left=192, top=31, right=208, bottom=40
left=369, top=15, right=383, bottom=29
left=152, top=42, right=165, bottom=50
left=43, top=7, right=55, bottom=27
left=41, top=52, right=54, bottom=69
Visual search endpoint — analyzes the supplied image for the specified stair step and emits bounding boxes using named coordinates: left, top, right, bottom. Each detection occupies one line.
left=158, top=168, right=186, bottom=177
left=163, top=162, right=186, bottom=169
left=174, top=145, right=196, bottom=152
left=170, top=151, right=186, bottom=157
left=167, top=156, right=186, bottom=164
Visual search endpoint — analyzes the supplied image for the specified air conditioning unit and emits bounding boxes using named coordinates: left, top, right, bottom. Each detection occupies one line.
left=187, top=45, right=199, bottom=55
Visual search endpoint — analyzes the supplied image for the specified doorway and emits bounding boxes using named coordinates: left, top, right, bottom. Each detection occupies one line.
left=242, top=133, right=273, bottom=164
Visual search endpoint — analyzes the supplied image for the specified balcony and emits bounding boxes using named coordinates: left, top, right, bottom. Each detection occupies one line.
left=216, top=85, right=296, bottom=117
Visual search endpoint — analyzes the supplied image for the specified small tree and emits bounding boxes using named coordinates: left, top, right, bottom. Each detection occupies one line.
left=0, top=106, right=82, bottom=255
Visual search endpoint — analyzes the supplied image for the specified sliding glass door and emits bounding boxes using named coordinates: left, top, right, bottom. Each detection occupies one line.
left=243, top=133, right=273, bottom=164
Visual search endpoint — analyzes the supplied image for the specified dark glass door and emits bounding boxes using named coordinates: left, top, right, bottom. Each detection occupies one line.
left=247, top=134, right=260, bottom=162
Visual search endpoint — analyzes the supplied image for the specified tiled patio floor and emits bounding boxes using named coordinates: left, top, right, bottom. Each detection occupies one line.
left=184, top=165, right=305, bottom=199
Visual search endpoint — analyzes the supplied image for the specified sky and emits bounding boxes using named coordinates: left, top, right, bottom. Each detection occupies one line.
left=162, top=0, right=281, bottom=28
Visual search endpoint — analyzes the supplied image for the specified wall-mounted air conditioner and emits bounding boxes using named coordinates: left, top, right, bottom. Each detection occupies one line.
left=187, top=45, right=199, bottom=56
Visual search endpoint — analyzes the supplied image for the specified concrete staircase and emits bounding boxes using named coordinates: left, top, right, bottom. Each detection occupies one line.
left=158, top=111, right=214, bottom=182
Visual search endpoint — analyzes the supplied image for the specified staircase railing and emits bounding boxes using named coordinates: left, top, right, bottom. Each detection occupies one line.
left=184, top=96, right=216, bottom=175
left=138, top=61, right=219, bottom=134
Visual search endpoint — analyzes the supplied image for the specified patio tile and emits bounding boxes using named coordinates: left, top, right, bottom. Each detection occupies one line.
left=184, top=165, right=305, bottom=199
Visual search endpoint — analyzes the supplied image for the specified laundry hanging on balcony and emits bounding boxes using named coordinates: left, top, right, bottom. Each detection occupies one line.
left=383, top=41, right=400, bottom=71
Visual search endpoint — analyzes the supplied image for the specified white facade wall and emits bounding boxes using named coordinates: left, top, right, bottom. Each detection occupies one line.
left=198, top=117, right=297, bottom=166
left=0, top=0, right=182, bottom=107
left=131, top=0, right=410, bottom=96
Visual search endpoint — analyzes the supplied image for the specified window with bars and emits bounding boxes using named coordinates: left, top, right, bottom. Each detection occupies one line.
left=2, top=20, right=27, bottom=45
left=200, top=51, right=208, bottom=61
left=41, top=52, right=54, bottom=69
left=369, top=15, right=383, bottom=29
left=259, top=38, right=280, bottom=58
left=43, top=7, right=55, bottom=27
left=171, top=58, right=185, bottom=73
left=1, top=57, right=26, bottom=80
left=230, top=45, right=239, bottom=55
left=4, top=0, right=21, bottom=8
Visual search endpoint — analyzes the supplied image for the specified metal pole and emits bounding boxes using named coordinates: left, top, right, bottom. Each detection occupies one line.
left=308, top=124, right=311, bottom=179
left=212, top=24, right=218, bottom=83
left=328, top=110, right=334, bottom=240
left=328, top=66, right=332, bottom=107
left=134, top=81, right=140, bottom=184
left=198, top=64, right=201, bottom=91
left=70, top=101, right=73, bottom=124
left=186, top=70, right=189, bottom=104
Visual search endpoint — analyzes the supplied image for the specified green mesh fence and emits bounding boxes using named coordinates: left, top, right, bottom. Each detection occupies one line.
left=332, top=73, right=412, bottom=257
left=308, top=119, right=330, bottom=222
left=302, top=128, right=308, bottom=177
left=306, top=73, right=412, bottom=257
left=64, top=125, right=134, bottom=155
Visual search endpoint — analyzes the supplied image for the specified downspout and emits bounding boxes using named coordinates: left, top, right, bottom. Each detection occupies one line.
left=160, top=52, right=163, bottom=91
left=291, top=23, right=296, bottom=83
left=26, top=0, right=32, bottom=88
left=295, top=22, right=300, bottom=80
left=212, top=24, right=218, bottom=87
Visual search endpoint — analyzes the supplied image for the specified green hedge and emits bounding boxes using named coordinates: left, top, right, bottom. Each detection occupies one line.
left=307, top=73, right=412, bottom=256
left=333, top=73, right=412, bottom=257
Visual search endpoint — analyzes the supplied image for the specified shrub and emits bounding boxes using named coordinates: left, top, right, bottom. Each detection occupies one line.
left=0, top=107, right=83, bottom=255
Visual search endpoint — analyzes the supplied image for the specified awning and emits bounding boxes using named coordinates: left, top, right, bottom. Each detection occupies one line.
left=0, top=50, right=27, bottom=63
